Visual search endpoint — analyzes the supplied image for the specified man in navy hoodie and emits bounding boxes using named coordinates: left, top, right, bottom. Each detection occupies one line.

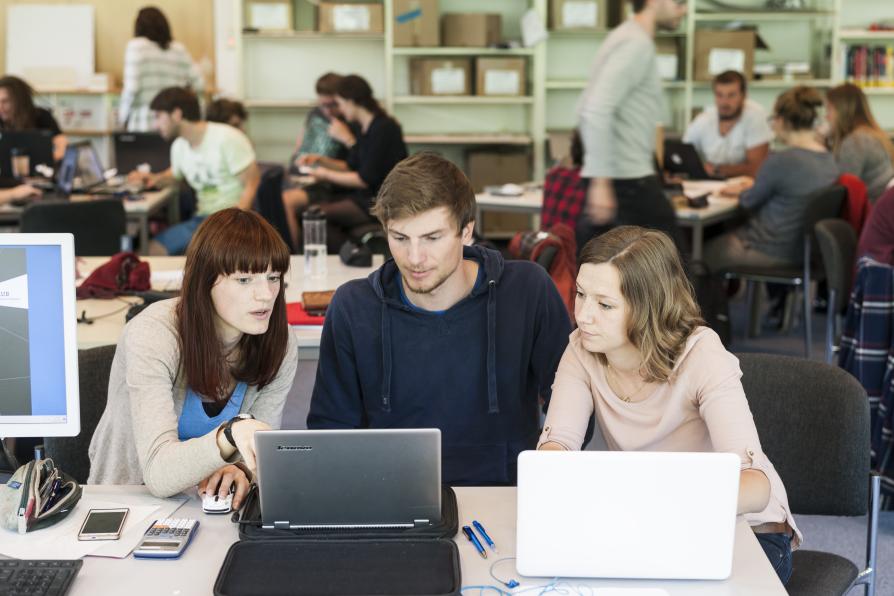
left=308, top=152, right=572, bottom=485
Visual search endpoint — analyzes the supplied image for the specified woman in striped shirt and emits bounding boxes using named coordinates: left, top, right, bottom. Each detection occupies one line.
left=119, top=7, right=204, bottom=132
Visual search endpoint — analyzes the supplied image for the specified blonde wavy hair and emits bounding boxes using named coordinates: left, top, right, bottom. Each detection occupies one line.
left=579, top=226, right=704, bottom=383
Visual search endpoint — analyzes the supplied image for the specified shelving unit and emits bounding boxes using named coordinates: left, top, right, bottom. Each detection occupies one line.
left=34, top=88, right=117, bottom=165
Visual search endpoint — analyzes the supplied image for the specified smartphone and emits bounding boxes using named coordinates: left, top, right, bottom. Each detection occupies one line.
left=78, top=508, right=129, bottom=541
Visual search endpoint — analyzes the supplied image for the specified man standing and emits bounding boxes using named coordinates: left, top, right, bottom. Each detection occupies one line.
left=577, top=0, right=687, bottom=245
left=308, top=152, right=571, bottom=485
left=683, top=70, right=771, bottom=178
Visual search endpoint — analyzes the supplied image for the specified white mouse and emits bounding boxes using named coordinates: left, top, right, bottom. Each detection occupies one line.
left=202, top=490, right=233, bottom=515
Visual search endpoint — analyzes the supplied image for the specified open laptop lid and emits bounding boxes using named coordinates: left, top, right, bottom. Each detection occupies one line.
left=113, top=132, right=171, bottom=174
left=516, top=450, right=740, bottom=580
left=663, top=140, right=719, bottom=181
left=255, top=429, right=442, bottom=529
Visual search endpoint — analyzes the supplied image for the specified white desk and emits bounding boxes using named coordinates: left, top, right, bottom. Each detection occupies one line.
left=0, top=187, right=179, bottom=255
left=475, top=183, right=742, bottom=261
left=53, top=485, right=785, bottom=595
left=75, top=254, right=382, bottom=359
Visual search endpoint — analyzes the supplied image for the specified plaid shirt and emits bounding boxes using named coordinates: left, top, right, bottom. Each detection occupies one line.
left=541, top=166, right=587, bottom=230
left=838, top=256, right=894, bottom=508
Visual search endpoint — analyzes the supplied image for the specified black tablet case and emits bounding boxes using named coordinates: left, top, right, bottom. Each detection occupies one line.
left=213, top=538, right=461, bottom=596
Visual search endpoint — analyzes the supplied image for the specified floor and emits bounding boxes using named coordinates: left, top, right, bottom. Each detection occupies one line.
left=281, top=285, right=893, bottom=594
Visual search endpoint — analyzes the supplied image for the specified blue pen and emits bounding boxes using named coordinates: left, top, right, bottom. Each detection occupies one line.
left=462, top=525, right=487, bottom=559
left=472, top=520, right=499, bottom=553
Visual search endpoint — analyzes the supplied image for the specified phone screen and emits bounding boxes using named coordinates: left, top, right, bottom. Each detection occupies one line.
left=81, top=510, right=127, bottom=534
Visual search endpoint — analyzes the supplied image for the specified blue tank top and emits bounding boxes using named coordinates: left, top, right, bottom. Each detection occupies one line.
left=177, top=382, right=248, bottom=441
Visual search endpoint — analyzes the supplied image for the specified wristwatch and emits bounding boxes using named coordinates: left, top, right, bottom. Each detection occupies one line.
left=223, top=413, right=254, bottom=448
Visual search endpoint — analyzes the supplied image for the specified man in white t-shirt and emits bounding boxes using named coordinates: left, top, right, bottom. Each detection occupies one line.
left=134, top=87, right=260, bottom=255
left=683, top=70, right=771, bottom=178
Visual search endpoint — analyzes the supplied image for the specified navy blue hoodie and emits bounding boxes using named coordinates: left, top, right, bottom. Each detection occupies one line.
left=307, top=245, right=572, bottom=485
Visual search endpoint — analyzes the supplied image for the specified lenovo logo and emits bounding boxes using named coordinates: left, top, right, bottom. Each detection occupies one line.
left=277, top=445, right=313, bottom=451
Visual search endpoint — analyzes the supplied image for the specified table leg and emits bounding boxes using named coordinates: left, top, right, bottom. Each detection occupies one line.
left=139, top=214, right=149, bottom=255
left=691, top=221, right=704, bottom=262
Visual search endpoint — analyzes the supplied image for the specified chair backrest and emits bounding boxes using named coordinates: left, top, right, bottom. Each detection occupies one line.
left=253, top=164, right=293, bottom=253
left=736, top=352, right=870, bottom=516
left=20, top=199, right=126, bottom=256
left=815, top=218, right=857, bottom=313
left=43, top=345, right=117, bottom=484
left=804, top=185, right=848, bottom=260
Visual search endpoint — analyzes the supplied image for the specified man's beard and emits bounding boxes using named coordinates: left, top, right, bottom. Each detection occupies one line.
left=718, top=106, right=744, bottom=122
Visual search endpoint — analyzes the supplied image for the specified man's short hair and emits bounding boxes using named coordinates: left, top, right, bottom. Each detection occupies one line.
left=315, top=72, right=343, bottom=96
left=630, top=0, right=648, bottom=13
left=206, top=98, right=247, bottom=124
left=372, top=152, right=476, bottom=233
left=712, top=70, right=747, bottom=94
left=149, top=87, right=201, bottom=122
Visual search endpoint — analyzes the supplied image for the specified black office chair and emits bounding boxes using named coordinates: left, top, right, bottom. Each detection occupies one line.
left=815, top=219, right=858, bottom=364
left=43, top=345, right=117, bottom=484
left=20, top=199, right=127, bottom=256
left=253, top=164, right=294, bottom=253
left=738, top=353, right=880, bottom=596
left=723, top=185, right=847, bottom=358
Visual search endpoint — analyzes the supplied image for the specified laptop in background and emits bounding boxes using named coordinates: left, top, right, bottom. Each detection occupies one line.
left=113, top=132, right=171, bottom=175
left=516, top=450, right=740, bottom=580
left=255, top=429, right=442, bottom=529
left=0, top=129, right=55, bottom=179
left=664, top=140, right=724, bottom=181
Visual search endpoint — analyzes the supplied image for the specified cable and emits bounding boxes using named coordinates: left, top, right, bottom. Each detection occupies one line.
left=77, top=298, right=139, bottom=325
left=489, top=557, right=521, bottom=589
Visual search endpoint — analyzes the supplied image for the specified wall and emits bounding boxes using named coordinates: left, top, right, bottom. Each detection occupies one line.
left=0, top=0, right=215, bottom=89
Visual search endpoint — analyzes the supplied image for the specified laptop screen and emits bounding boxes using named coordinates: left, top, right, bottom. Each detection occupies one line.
left=74, top=143, right=105, bottom=188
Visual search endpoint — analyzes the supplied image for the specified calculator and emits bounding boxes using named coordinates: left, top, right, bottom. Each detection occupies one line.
left=132, top=518, right=199, bottom=559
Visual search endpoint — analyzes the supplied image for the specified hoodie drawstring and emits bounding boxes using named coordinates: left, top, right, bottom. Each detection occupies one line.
left=380, top=301, right=392, bottom=412
left=486, top=279, right=499, bottom=414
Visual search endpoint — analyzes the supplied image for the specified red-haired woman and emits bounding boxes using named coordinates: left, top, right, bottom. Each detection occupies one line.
left=89, top=208, right=298, bottom=508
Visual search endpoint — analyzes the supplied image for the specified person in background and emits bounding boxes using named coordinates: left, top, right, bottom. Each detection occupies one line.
left=0, top=184, right=41, bottom=204
left=288, top=72, right=356, bottom=175
left=283, top=75, right=407, bottom=250
left=704, top=86, right=838, bottom=272
left=540, top=226, right=800, bottom=584
left=119, top=6, right=204, bottom=132
left=207, top=99, right=248, bottom=131
left=857, top=185, right=894, bottom=266
left=683, top=70, right=771, bottom=178
left=88, top=209, right=299, bottom=507
left=825, top=83, right=894, bottom=203
left=133, top=87, right=260, bottom=256
left=0, top=75, right=67, bottom=161
left=308, top=152, right=571, bottom=485
left=576, top=0, right=686, bottom=249
left=542, top=130, right=588, bottom=230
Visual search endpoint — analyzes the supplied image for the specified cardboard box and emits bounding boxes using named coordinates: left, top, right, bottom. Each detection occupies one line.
left=467, top=150, right=533, bottom=234
left=551, top=0, right=606, bottom=30
left=475, top=57, right=527, bottom=96
left=393, top=0, right=439, bottom=46
left=442, top=13, right=501, bottom=47
left=693, top=30, right=757, bottom=81
left=319, top=2, right=384, bottom=34
left=656, top=37, right=681, bottom=81
left=410, top=59, right=472, bottom=95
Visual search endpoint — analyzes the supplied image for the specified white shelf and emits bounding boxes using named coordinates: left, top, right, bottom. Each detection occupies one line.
left=244, top=100, right=317, bottom=109
left=243, top=31, right=384, bottom=41
left=393, top=95, right=534, bottom=105
left=546, top=80, right=685, bottom=90
left=838, top=29, right=894, bottom=40
left=694, top=11, right=835, bottom=22
left=861, top=88, right=894, bottom=96
left=405, top=133, right=533, bottom=145
left=392, top=46, right=534, bottom=56
left=691, top=79, right=835, bottom=89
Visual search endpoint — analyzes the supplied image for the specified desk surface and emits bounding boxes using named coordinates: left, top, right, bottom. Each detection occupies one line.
left=76, top=254, right=382, bottom=351
left=0, top=187, right=174, bottom=217
left=59, top=485, right=785, bottom=595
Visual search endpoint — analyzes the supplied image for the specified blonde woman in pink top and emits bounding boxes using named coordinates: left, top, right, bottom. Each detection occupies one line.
left=539, top=225, right=801, bottom=585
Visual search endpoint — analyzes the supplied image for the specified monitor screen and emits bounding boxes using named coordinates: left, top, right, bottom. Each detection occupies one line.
left=0, top=234, right=79, bottom=437
left=74, top=142, right=105, bottom=189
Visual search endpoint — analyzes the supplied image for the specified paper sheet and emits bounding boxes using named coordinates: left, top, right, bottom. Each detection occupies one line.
left=484, top=70, right=521, bottom=96
left=431, top=68, right=466, bottom=94
left=708, top=48, right=746, bottom=76
left=521, top=9, right=548, bottom=48
left=656, top=55, right=679, bottom=80
left=0, top=494, right=186, bottom=560
left=563, top=1, right=598, bottom=28
left=333, top=6, right=371, bottom=32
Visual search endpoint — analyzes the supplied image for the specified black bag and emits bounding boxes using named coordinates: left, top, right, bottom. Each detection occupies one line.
left=689, top=260, right=731, bottom=346
left=232, top=484, right=459, bottom=541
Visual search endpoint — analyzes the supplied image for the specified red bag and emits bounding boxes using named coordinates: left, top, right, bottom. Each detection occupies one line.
left=75, top=252, right=150, bottom=299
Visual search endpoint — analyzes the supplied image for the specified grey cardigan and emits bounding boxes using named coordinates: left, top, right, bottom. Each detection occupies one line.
left=87, top=299, right=299, bottom=496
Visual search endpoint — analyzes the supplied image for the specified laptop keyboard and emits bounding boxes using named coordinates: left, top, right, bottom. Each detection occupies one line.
left=0, top=559, right=82, bottom=596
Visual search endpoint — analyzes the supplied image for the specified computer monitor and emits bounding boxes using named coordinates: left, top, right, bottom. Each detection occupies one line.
left=0, top=234, right=80, bottom=437
left=0, top=129, right=55, bottom=179
left=113, top=132, right=171, bottom=174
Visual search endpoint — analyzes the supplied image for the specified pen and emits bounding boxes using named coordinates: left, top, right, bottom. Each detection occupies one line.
left=39, top=478, right=62, bottom=514
left=472, top=520, right=499, bottom=553
left=462, top=525, right=487, bottom=559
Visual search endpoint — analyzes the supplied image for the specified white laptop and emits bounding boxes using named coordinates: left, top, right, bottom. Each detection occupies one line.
left=516, top=450, right=740, bottom=580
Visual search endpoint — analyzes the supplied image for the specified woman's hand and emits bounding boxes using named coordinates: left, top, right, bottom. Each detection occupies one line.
left=297, top=154, right=323, bottom=167
left=310, top=167, right=331, bottom=183
left=328, top=119, right=355, bottom=147
left=224, top=418, right=272, bottom=475
left=198, top=464, right=250, bottom=509
left=720, top=176, right=754, bottom=198
left=537, top=441, right=567, bottom=451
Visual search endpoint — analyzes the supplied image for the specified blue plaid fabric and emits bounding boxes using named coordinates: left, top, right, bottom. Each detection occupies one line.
left=838, top=256, right=894, bottom=507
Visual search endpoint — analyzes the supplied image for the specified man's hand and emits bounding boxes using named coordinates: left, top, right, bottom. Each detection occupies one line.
left=704, top=162, right=717, bottom=177
left=328, top=119, right=355, bottom=147
left=198, top=464, right=250, bottom=510
left=10, top=184, right=41, bottom=200
left=586, top=178, right=617, bottom=224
